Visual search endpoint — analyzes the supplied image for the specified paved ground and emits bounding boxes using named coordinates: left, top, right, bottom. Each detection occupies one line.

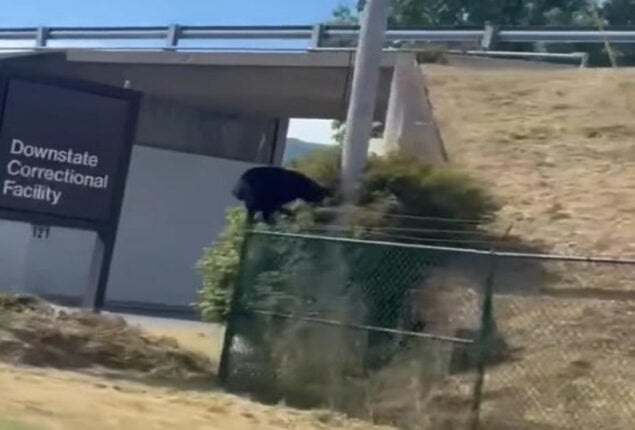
left=108, top=311, right=220, bottom=332
left=103, top=311, right=227, bottom=363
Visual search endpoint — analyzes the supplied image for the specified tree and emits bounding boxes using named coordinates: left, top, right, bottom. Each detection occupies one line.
left=601, top=0, right=635, bottom=65
left=330, top=4, right=359, bottom=24
left=353, top=0, right=591, bottom=27
left=331, top=120, right=346, bottom=145
left=602, top=0, right=635, bottom=25
left=329, top=0, right=635, bottom=66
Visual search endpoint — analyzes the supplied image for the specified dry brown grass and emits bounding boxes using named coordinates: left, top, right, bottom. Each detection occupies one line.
left=139, top=323, right=225, bottom=366
left=0, top=296, right=215, bottom=384
left=418, top=65, right=635, bottom=429
left=479, top=294, right=635, bottom=429
left=425, top=65, right=635, bottom=258
left=0, top=295, right=395, bottom=430
left=0, top=363, right=394, bottom=430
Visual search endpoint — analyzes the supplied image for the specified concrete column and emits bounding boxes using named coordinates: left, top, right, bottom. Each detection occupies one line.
left=340, top=0, right=390, bottom=204
left=383, top=53, right=448, bottom=163
left=270, top=117, right=289, bottom=166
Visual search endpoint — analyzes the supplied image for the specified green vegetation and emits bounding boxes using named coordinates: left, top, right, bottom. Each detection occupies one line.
left=194, top=207, right=246, bottom=323
left=334, top=0, right=626, bottom=28
left=282, top=138, right=326, bottom=165
left=287, top=147, right=498, bottom=237
left=328, top=1, right=635, bottom=66
left=195, top=146, right=498, bottom=323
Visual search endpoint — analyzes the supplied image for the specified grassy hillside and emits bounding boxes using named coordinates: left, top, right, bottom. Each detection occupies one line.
left=425, top=66, right=635, bottom=258
left=422, top=65, right=635, bottom=429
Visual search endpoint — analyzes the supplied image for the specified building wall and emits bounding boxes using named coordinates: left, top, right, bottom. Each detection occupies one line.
left=105, top=145, right=256, bottom=308
left=0, top=145, right=259, bottom=315
left=0, top=220, right=31, bottom=293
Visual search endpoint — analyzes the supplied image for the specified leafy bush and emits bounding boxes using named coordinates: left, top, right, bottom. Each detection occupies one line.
left=195, top=146, right=498, bottom=322
left=194, top=207, right=246, bottom=322
left=195, top=204, right=318, bottom=323
left=288, top=147, right=499, bottom=241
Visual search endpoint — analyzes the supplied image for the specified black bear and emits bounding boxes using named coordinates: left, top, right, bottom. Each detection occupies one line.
left=232, top=166, right=330, bottom=225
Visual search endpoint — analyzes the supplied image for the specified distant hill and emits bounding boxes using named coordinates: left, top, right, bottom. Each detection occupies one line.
left=283, top=138, right=330, bottom=165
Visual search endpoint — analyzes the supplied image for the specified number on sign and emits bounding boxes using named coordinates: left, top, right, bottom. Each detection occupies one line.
left=31, top=224, right=50, bottom=239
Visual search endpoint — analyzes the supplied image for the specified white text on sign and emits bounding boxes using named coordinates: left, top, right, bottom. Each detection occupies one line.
left=2, top=138, right=110, bottom=206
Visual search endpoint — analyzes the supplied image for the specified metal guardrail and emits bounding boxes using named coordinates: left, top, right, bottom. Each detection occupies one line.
left=498, top=29, right=635, bottom=43
left=309, top=46, right=589, bottom=67
left=446, top=49, right=590, bottom=67
left=1, top=24, right=635, bottom=50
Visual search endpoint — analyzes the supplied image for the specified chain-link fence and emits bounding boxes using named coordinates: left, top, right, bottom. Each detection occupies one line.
left=218, top=230, right=635, bottom=430
left=482, top=256, right=635, bottom=430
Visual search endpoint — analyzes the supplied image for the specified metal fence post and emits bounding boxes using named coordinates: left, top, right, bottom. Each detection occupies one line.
left=580, top=52, right=590, bottom=68
left=311, top=24, right=325, bottom=48
left=218, top=227, right=253, bottom=385
left=35, top=26, right=48, bottom=48
left=480, top=23, right=499, bottom=51
left=166, top=24, right=180, bottom=49
left=470, top=251, right=497, bottom=430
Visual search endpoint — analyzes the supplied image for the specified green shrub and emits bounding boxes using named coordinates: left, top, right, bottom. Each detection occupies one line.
left=195, top=204, right=318, bottom=323
left=195, top=146, right=498, bottom=322
left=194, top=207, right=246, bottom=322
left=289, top=147, right=499, bottom=240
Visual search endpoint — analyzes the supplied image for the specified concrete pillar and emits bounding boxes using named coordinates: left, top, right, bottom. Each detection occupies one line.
left=383, top=53, right=448, bottom=163
left=340, top=0, right=390, bottom=204
left=270, top=117, right=289, bottom=166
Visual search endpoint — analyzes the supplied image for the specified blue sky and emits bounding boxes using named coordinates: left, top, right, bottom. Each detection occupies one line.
left=0, top=0, right=357, bottom=144
left=0, top=0, right=355, bottom=27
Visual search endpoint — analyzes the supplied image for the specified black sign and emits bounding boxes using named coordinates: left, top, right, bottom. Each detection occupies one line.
left=0, top=72, right=141, bottom=311
left=0, top=75, right=139, bottom=222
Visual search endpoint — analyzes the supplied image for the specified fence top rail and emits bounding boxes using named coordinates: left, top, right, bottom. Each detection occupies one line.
left=248, top=229, right=635, bottom=266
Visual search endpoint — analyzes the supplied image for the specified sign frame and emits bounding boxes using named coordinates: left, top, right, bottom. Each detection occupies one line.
left=0, top=69, right=142, bottom=311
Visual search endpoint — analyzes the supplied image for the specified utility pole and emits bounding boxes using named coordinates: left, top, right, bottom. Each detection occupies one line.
left=340, top=0, right=390, bottom=206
